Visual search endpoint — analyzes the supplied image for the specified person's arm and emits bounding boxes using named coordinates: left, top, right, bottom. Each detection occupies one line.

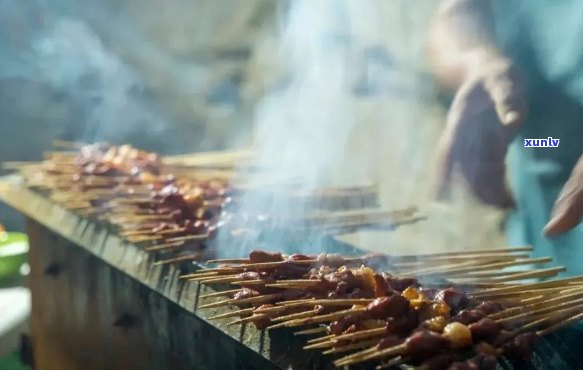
left=428, top=0, right=503, bottom=90
left=428, top=0, right=527, bottom=208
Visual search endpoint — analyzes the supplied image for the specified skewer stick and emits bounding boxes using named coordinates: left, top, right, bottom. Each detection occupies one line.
left=488, top=266, right=565, bottom=282
left=230, top=280, right=270, bottom=286
left=334, top=343, right=406, bottom=367
left=203, top=247, right=534, bottom=266
left=388, top=246, right=533, bottom=260
left=181, top=267, right=242, bottom=277
left=303, top=327, right=386, bottom=350
left=144, top=241, right=186, bottom=253
left=497, top=297, right=583, bottom=325
left=163, top=234, right=209, bottom=243
left=322, top=339, right=383, bottom=355
left=413, top=257, right=552, bottom=277
left=536, top=311, right=583, bottom=337
left=197, top=293, right=282, bottom=309
left=206, top=258, right=251, bottom=264
left=306, top=334, right=335, bottom=344
left=193, top=275, right=245, bottom=284
left=126, top=235, right=164, bottom=243
left=261, top=299, right=374, bottom=309
left=152, top=253, right=202, bottom=266
left=490, top=286, right=583, bottom=319
left=206, top=308, right=254, bottom=321
left=227, top=314, right=268, bottom=326
left=470, top=275, right=583, bottom=298
left=277, top=298, right=319, bottom=306
left=451, top=266, right=562, bottom=280
left=473, top=286, right=577, bottom=301
left=392, top=254, right=528, bottom=271
left=391, top=255, right=531, bottom=276
left=268, top=307, right=367, bottom=330
left=199, top=289, right=243, bottom=299
left=270, top=310, right=317, bottom=323
left=294, top=327, right=328, bottom=336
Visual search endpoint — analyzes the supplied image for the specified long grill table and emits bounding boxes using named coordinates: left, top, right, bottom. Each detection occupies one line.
left=1, top=181, right=582, bottom=370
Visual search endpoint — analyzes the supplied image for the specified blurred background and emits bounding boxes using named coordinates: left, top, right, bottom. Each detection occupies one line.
left=0, top=0, right=506, bottom=251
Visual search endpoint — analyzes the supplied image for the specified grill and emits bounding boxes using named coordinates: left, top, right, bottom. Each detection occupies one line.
left=1, top=147, right=583, bottom=370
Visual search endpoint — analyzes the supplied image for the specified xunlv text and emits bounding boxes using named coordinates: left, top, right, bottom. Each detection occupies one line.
left=523, top=137, right=560, bottom=148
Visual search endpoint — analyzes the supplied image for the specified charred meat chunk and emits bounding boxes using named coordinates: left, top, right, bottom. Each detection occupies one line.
left=468, top=318, right=501, bottom=342
left=435, top=288, right=470, bottom=311
left=475, top=301, right=504, bottom=315
left=377, top=335, right=403, bottom=349
left=452, top=309, right=486, bottom=325
left=385, top=310, right=419, bottom=336
left=406, top=330, right=451, bottom=358
left=232, top=288, right=260, bottom=301
left=366, top=296, right=410, bottom=319
left=249, top=250, right=284, bottom=263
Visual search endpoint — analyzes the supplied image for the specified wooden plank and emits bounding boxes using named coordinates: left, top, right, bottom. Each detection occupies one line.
left=2, top=184, right=339, bottom=370
left=26, top=220, right=289, bottom=370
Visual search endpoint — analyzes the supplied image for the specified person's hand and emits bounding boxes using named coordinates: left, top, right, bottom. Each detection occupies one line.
left=544, top=154, right=583, bottom=236
left=434, top=56, right=527, bottom=208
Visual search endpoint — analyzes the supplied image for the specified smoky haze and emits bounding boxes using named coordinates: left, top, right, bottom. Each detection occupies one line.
left=0, top=0, right=506, bottom=251
left=222, top=0, right=397, bottom=257
left=225, top=0, right=506, bottom=258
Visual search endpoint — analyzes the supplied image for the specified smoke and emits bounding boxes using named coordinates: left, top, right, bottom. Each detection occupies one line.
left=34, top=19, right=169, bottom=141
left=248, top=0, right=396, bottom=189
left=221, top=0, right=398, bottom=256
left=0, top=0, right=182, bottom=147
left=222, top=0, right=506, bottom=258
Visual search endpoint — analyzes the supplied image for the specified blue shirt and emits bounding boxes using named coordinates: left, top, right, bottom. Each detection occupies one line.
left=491, top=0, right=583, bottom=275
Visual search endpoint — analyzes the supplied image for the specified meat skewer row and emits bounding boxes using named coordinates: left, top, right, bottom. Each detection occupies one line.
left=404, top=301, right=583, bottom=370
left=182, top=248, right=555, bottom=289
left=193, top=250, right=565, bottom=328
left=186, top=247, right=535, bottom=279
left=205, top=247, right=534, bottom=266
left=38, top=143, right=162, bottom=179
left=209, top=274, right=580, bottom=364
left=299, top=289, right=502, bottom=350
left=201, top=262, right=511, bottom=335
left=334, top=298, right=583, bottom=368
left=198, top=263, right=431, bottom=329
left=310, top=282, right=583, bottom=357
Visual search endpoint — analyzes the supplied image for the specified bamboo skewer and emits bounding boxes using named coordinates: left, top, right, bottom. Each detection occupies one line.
left=267, top=307, right=368, bottom=330
left=203, top=247, right=534, bottom=266
left=407, top=257, right=552, bottom=277
left=491, top=286, right=583, bottom=319
left=322, top=339, right=383, bottom=355
left=303, top=327, right=386, bottom=350
left=199, top=289, right=244, bottom=299
left=294, top=327, right=328, bottom=336
left=470, top=276, right=583, bottom=298
left=207, top=308, right=254, bottom=321
left=152, top=254, right=202, bottom=266
left=198, top=293, right=283, bottom=309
